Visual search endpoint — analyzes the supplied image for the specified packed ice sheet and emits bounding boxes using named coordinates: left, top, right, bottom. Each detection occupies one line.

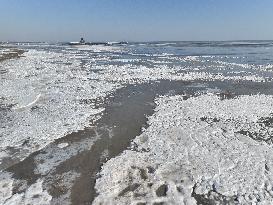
left=94, top=94, right=273, bottom=204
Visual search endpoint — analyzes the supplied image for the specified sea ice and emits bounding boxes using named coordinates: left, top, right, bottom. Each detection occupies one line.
left=1, top=45, right=268, bottom=169
left=2, top=44, right=273, bottom=204
left=1, top=177, right=52, bottom=205
left=94, top=94, right=273, bottom=204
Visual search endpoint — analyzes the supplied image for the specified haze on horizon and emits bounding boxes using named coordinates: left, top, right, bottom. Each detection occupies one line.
left=0, top=0, right=273, bottom=42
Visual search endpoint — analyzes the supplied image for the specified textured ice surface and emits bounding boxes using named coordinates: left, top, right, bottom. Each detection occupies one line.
left=2, top=43, right=273, bottom=203
left=0, top=172, right=13, bottom=203
left=1, top=175, right=52, bottom=205
left=1, top=45, right=269, bottom=168
left=94, top=94, right=273, bottom=204
left=0, top=49, right=116, bottom=167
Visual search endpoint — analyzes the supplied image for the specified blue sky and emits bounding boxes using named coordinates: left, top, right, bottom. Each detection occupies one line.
left=0, top=0, right=273, bottom=42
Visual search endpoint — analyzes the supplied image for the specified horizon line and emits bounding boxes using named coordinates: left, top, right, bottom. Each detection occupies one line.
left=1, top=39, right=273, bottom=44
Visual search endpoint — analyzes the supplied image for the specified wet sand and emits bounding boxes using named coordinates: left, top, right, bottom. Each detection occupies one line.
left=4, top=78, right=273, bottom=204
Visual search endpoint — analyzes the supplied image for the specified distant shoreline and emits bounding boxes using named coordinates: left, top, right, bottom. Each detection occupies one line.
left=1, top=40, right=273, bottom=44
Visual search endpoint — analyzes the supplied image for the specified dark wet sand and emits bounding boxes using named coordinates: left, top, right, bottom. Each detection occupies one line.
left=5, top=79, right=273, bottom=204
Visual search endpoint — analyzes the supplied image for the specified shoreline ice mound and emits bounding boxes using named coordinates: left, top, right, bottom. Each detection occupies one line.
left=94, top=94, right=273, bottom=204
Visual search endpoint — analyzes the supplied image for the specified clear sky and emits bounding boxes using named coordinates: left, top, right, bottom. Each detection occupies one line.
left=0, top=0, right=273, bottom=42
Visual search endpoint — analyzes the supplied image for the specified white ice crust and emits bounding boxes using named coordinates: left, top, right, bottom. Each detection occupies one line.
left=1, top=177, right=52, bottom=205
left=94, top=94, right=273, bottom=204
left=0, top=46, right=270, bottom=167
left=0, top=50, right=116, bottom=166
left=1, top=45, right=273, bottom=204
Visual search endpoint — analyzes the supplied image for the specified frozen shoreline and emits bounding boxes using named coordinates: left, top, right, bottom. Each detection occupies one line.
left=1, top=45, right=269, bottom=171
left=2, top=42, right=273, bottom=204
left=94, top=94, right=273, bottom=204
